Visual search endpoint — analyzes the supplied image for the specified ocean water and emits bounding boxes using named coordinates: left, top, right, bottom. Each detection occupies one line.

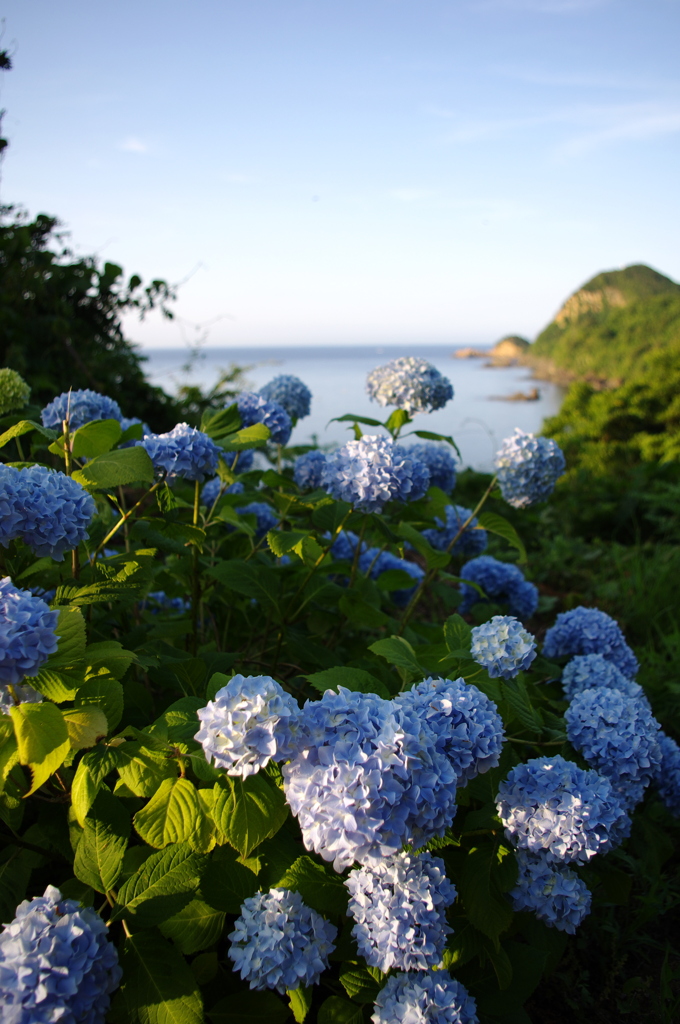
left=142, top=345, right=564, bottom=473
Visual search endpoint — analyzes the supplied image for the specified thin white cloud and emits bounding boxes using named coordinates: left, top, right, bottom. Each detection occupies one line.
left=557, top=106, right=680, bottom=156
left=119, top=137, right=148, bottom=153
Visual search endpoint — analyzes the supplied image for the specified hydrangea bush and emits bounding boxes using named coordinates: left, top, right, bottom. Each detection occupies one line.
left=0, top=366, right=677, bottom=1024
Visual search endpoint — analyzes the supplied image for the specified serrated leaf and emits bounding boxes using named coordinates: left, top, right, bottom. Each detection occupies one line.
left=459, top=841, right=514, bottom=945
left=199, top=844, right=260, bottom=913
left=155, top=697, right=205, bottom=744
left=201, top=404, right=242, bottom=439
left=0, top=846, right=35, bottom=922
left=113, top=843, right=206, bottom=928
left=47, top=607, right=87, bottom=669
left=160, top=898, right=226, bottom=954
left=339, top=591, right=390, bottom=628
left=32, top=667, right=83, bottom=702
left=476, top=512, right=527, bottom=564
left=73, top=789, right=130, bottom=893
left=134, top=778, right=204, bottom=849
left=267, top=530, right=309, bottom=557
left=219, top=423, right=270, bottom=451
left=207, top=992, right=290, bottom=1024
left=118, top=930, right=203, bottom=1024
left=0, top=419, right=55, bottom=449
left=10, top=701, right=70, bottom=795
left=75, top=675, right=125, bottom=732
left=62, top=707, right=109, bottom=749
left=213, top=774, right=289, bottom=859
left=444, top=614, right=472, bottom=654
left=292, top=534, right=325, bottom=567
left=368, top=636, right=423, bottom=674
left=85, top=640, right=137, bottom=680
left=116, top=742, right=178, bottom=797
left=72, top=446, right=155, bottom=489
left=502, top=679, right=543, bottom=735
left=206, top=561, right=281, bottom=614
left=306, top=667, right=390, bottom=699
left=318, top=997, right=363, bottom=1024
left=71, top=418, right=122, bottom=457
left=278, top=856, right=349, bottom=917
left=71, top=746, right=121, bottom=827
left=396, top=522, right=449, bottom=570
left=339, top=963, right=383, bottom=1002
left=287, top=987, right=312, bottom=1024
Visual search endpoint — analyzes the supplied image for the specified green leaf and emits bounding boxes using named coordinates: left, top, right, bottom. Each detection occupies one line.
left=160, top=898, right=226, bottom=954
left=277, top=856, right=349, bottom=917
left=368, top=636, right=423, bottom=674
left=458, top=841, right=514, bottom=945
left=71, top=418, right=122, bottom=457
left=48, top=607, right=87, bottom=669
left=476, top=512, right=527, bottom=563
left=339, top=963, right=383, bottom=1002
left=219, top=423, right=270, bottom=451
left=73, top=789, right=130, bottom=893
left=287, top=987, right=312, bottom=1024
left=133, top=778, right=204, bottom=849
left=375, top=569, right=419, bottom=592
left=396, top=522, right=449, bottom=570
left=292, top=534, right=325, bottom=567
left=502, top=678, right=543, bottom=734
left=0, top=846, right=35, bottom=923
left=85, top=640, right=137, bottom=679
left=207, top=992, right=290, bottom=1024
left=306, top=667, right=390, bottom=699
left=213, top=774, right=289, bottom=859
left=267, top=530, right=310, bottom=557
left=113, top=843, right=206, bottom=928
left=0, top=419, right=55, bottom=449
left=311, top=501, right=352, bottom=534
left=318, top=997, right=364, bottom=1024
left=32, top=667, right=83, bottom=702
left=339, top=591, right=390, bottom=628
left=201, top=404, right=242, bottom=440
left=62, top=706, right=109, bottom=749
left=118, top=930, right=203, bottom=1024
left=199, top=844, right=260, bottom=913
left=71, top=746, right=121, bottom=827
left=411, top=428, right=462, bottom=459
left=444, top=614, right=472, bottom=654
left=329, top=413, right=383, bottom=428
left=384, top=408, right=411, bottom=433
left=206, top=562, right=281, bottom=614
left=10, top=701, right=70, bottom=795
left=72, top=446, right=155, bottom=489
left=75, top=676, right=125, bottom=732
left=116, top=742, right=179, bottom=797
left=155, top=697, right=205, bottom=744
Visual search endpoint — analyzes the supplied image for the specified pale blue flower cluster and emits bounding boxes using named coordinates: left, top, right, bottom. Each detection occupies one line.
left=238, top=501, right=278, bottom=537
left=405, top=443, right=457, bottom=493
left=510, top=850, right=592, bottom=934
left=0, top=578, right=59, bottom=685
left=565, top=687, right=662, bottom=811
left=470, top=615, right=537, bottom=680
left=227, top=448, right=255, bottom=474
left=283, top=687, right=458, bottom=872
left=543, top=606, right=639, bottom=680
left=459, top=555, right=538, bottom=621
left=41, top=389, right=123, bottom=432
left=228, top=888, right=337, bottom=994
left=494, top=429, right=566, bottom=509
left=561, top=653, right=646, bottom=703
left=322, top=435, right=430, bottom=514
left=201, top=477, right=245, bottom=506
left=372, top=970, right=479, bottom=1024
left=366, top=357, right=454, bottom=414
left=653, top=733, right=680, bottom=818
left=0, top=885, right=121, bottom=1024
left=139, top=422, right=221, bottom=482
left=497, top=755, right=630, bottom=863
left=0, top=680, right=43, bottom=713
left=330, top=530, right=361, bottom=562
left=345, top=851, right=456, bottom=972
left=237, top=392, right=292, bottom=446
left=259, top=375, right=312, bottom=421
left=422, top=505, right=488, bottom=557
left=396, top=676, right=504, bottom=785
left=294, top=450, right=327, bottom=491
left=195, top=674, right=301, bottom=777
left=0, top=464, right=97, bottom=561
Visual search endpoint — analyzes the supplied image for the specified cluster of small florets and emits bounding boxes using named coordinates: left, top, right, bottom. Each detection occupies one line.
left=0, top=368, right=30, bottom=415
left=0, top=578, right=59, bottom=685
left=282, top=687, right=458, bottom=872
left=510, top=850, right=592, bottom=934
left=294, top=450, right=327, bottom=491
left=372, top=970, right=479, bottom=1024
left=396, top=677, right=505, bottom=785
left=494, top=429, right=566, bottom=509
left=0, top=885, right=122, bottom=1024
left=237, top=501, right=278, bottom=537
left=497, top=755, right=630, bottom=863
left=228, top=888, right=337, bottom=994
left=653, top=733, right=680, bottom=818
left=543, top=606, right=639, bottom=679
left=470, top=616, right=537, bottom=680
left=41, top=389, right=123, bottom=432
left=561, top=653, right=646, bottom=703
left=459, top=555, right=538, bottom=620
left=405, top=442, right=457, bottom=492
left=322, top=435, right=430, bottom=514
left=422, top=504, right=488, bottom=557
left=139, top=423, right=221, bottom=482
left=237, top=392, right=292, bottom=446
left=201, top=477, right=245, bottom=506
left=565, top=687, right=662, bottom=811
left=366, top=357, right=454, bottom=414
left=0, top=464, right=97, bottom=561
left=345, top=852, right=456, bottom=972
left=227, top=448, right=255, bottom=474
left=195, top=674, right=301, bottom=777
left=259, top=375, right=312, bottom=421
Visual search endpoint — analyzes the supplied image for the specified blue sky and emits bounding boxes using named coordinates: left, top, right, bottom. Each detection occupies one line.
left=2, top=0, right=679, bottom=348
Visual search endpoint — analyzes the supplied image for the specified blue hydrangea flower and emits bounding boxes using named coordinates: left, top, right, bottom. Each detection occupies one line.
left=561, top=653, right=647, bottom=704
left=459, top=555, right=538, bottom=621
left=226, top=448, right=255, bottom=474
left=372, top=970, right=479, bottom=1024
left=496, top=755, right=631, bottom=864
left=359, top=548, right=425, bottom=607
left=405, top=443, right=457, bottom=493
left=653, top=733, right=680, bottom=818
left=259, top=375, right=312, bottom=421
left=201, top=477, right=245, bottom=506
left=397, top=676, right=505, bottom=785
left=238, top=501, right=278, bottom=538
left=0, top=466, right=27, bottom=547
left=366, top=357, right=454, bottom=415
left=510, top=850, right=592, bottom=934
left=345, top=851, right=456, bottom=972
left=228, top=888, right=337, bottom=994
left=294, top=450, right=327, bottom=491
left=422, top=504, right=488, bottom=557
left=119, top=416, right=151, bottom=447
left=283, top=687, right=458, bottom=872
left=322, top=435, right=430, bottom=513
left=13, top=465, right=97, bottom=561
left=470, top=615, right=536, bottom=680
left=0, top=578, right=59, bottom=685
left=543, top=606, right=639, bottom=680
left=142, top=591, right=190, bottom=614
left=139, top=422, right=221, bottom=482
left=565, top=687, right=662, bottom=811
left=195, top=674, right=302, bottom=777
left=0, top=884, right=122, bottom=1024
left=237, top=392, right=292, bottom=446
left=0, top=681, right=43, bottom=714
left=330, top=530, right=362, bottom=562
left=41, top=389, right=123, bottom=432
left=494, top=429, right=566, bottom=509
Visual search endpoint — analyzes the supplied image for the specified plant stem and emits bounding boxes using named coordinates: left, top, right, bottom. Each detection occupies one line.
left=191, top=479, right=201, bottom=656
left=91, top=480, right=163, bottom=562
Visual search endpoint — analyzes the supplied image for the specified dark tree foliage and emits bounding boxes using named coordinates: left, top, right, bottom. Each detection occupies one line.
left=0, top=207, right=183, bottom=431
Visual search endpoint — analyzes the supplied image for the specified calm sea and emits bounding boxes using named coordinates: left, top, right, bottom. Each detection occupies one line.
left=142, top=345, right=564, bottom=473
